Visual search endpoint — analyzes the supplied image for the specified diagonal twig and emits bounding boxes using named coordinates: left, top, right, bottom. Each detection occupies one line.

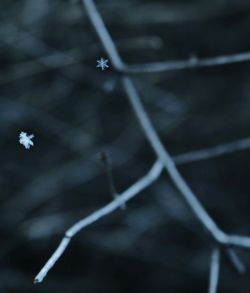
left=174, top=136, right=250, bottom=164
left=34, top=160, right=162, bottom=283
left=99, top=151, right=126, bottom=209
left=225, top=248, right=246, bottom=274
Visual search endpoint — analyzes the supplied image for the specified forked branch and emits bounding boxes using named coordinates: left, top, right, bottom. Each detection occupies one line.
left=34, top=135, right=250, bottom=283
left=34, top=0, right=250, bottom=289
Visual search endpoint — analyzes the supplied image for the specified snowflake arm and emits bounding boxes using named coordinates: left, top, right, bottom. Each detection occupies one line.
left=19, top=132, right=34, bottom=149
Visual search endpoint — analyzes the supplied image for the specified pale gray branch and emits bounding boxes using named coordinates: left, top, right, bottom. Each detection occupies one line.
left=226, top=248, right=246, bottom=274
left=81, top=0, right=250, bottom=250
left=83, top=0, right=225, bottom=243
left=126, top=51, right=250, bottom=74
left=208, top=247, right=220, bottom=293
left=34, top=161, right=162, bottom=283
left=174, top=136, right=250, bottom=164
left=34, top=237, right=70, bottom=284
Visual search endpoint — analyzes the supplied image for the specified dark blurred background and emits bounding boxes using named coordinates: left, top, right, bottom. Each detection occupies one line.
left=1, top=0, right=250, bottom=292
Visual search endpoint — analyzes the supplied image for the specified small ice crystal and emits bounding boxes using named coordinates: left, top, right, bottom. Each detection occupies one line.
left=19, top=131, right=34, bottom=149
left=96, top=57, right=109, bottom=71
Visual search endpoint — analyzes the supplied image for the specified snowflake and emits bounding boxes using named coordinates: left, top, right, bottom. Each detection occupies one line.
left=96, top=57, right=109, bottom=70
left=19, top=131, right=34, bottom=149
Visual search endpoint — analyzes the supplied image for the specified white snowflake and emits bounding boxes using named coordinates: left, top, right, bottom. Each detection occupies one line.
left=19, top=131, right=34, bottom=149
left=96, top=57, right=109, bottom=70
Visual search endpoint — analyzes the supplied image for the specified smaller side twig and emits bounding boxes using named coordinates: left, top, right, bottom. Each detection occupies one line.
left=225, top=248, right=246, bottom=274
left=174, top=137, right=250, bottom=165
left=208, top=247, right=220, bottom=293
left=34, top=160, right=162, bottom=283
left=34, top=237, right=71, bottom=284
left=126, top=51, right=250, bottom=74
left=99, top=151, right=126, bottom=209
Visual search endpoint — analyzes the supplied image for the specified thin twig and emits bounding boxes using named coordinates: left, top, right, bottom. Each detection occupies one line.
left=208, top=247, right=220, bottom=293
left=99, top=151, right=118, bottom=197
left=34, top=161, right=162, bottom=283
left=225, top=248, right=246, bottom=274
left=83, top=0, right=250, bottom=75
left=81, top=0, right=124, bottom=71
left=34, top=237, right=71, bottom=284
left=174, top=136, right=250, bottom=165
left=99, top=151, right=126, bottom=209
left=125, top=51, right=250, bottom=74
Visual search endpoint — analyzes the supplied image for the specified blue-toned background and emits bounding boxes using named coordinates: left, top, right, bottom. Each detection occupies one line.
left=1, top=0, right=250, bottom=292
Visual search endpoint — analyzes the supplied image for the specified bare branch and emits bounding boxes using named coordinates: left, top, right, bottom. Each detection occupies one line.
left=33, top=149, right=250, bottom=284
left=81, top=0, right=124, bottom=71
left=125, top=51, right=250, bottom=74
left=99, top=151, right=118, bottom=197
left=208, top=247, right=220, bottom=293
left=121, top=75, right=226, bottom=242
left=174, top=136, right=250, bottom=164
left=34, top=160, right=162, bottom=283
left=226, top=234, right=250, bottom=249
left=81, top=0, right=250, bottom=250
left=35, top=0, right=250, bottom=286
left=99, top=151, right=126, bottom=209
left=225, top=248, right=246, bottom=274
left=82, top=0, right=225, bottom=244
left=34, top=237, right=70, bottom=284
